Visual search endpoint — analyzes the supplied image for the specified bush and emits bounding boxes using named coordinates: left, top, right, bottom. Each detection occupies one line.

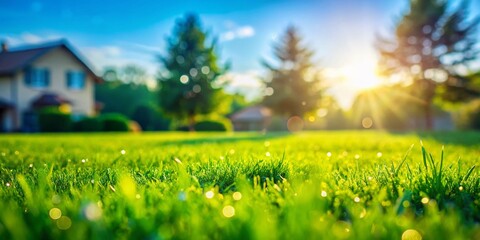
left=73, top=117, right=102, bottom=132
left=195, top=120, right=230, bottom=132
left=38, top=108, right=72, bottom=132
left=131, top=104, right=170, bottom=131
left=454, top=99, right=480, bottom=130
left=100, top=113, right=130, bottom=132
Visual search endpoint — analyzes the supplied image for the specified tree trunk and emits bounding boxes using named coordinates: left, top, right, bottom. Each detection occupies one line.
left=424, top=100, right=433, bottom=131
left=188, top=114, right=196, bottom=132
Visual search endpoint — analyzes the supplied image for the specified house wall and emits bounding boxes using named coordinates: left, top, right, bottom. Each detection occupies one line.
left=0, top=77, right=12, bottom=101
left=0, top=77, right=15, bottom=131
left=15, top=47, right=95, bottom=129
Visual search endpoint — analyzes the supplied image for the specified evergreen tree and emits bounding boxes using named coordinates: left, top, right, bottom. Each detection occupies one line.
left=158, top=13, right=226, bottom=131
left=262, top=26, right=324, bottom=118
left=377, top=0, right=479, bottom=129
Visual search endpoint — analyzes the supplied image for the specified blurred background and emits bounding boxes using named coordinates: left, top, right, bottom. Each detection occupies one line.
left=0, top=0, right=479, bottom=133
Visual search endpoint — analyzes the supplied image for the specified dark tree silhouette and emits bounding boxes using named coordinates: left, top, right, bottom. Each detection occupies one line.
left=158, top=13, right=226, bottom=131
left=377, top=0, right=480, bottom=129
left=262, top=26, right=324, bottom=118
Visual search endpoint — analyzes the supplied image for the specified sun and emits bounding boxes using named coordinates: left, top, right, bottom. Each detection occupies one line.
left=341, top=60, right=383, bottom=91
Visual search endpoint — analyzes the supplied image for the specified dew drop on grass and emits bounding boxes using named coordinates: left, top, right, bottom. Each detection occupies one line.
left=354, top=154, right=360, bottom=160
left=222, top=206, right=235, bottom=218
left=205, top=191, right=214, bottom=199
left=421, top=197, right=429, bottom=204
left=135, top=194, right=141, bottom=199
left=49, top=208, right=62, bottom=220
left=459, top=186, right=464, bottom=191
left=233, top=192, right=242, bottom=201
left=5, top=182, right=10, bottom=187
left=402, top=229, right=422, bottom=240
left=377, top=152, right=383, bottom=158
left=120, top=150, right=126, bottom=155
left=321, top=191, right=327, bottom=197
left=29, top=163, right=33, bottom=168
left=354, top=197, right=360, bottom=203
left=266, top=152, right=271, bottom=157
left=81, top=159, right=86, bottom=163
left=326, top=152, right=332, bottom=157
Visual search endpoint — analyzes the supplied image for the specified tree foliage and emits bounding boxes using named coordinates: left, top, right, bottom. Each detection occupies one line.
left=157, top=13, right=226, bottom=130
left=96, top=65, right=155, bottom=118
left=262, top=26, right=324, bottom=117
left=377, top=0, right=480, bottom=129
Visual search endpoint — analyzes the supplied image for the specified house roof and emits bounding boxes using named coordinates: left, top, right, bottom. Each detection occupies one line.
left=0, top=39, right=102, bottom=82
left=31, top=93, right=72, bottom=108
left=230, top=106, right=272, bottom=122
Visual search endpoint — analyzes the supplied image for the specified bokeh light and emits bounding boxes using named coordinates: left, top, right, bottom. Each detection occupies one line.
left=287, top=116, right=304, bottom=132
left=362, top=117, right=373, bottom=129
left=222, top=205, right=235, bottom=218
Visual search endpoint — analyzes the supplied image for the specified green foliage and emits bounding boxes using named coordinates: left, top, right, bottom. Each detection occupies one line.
left=99, top=113, right=130, bottom=132
left=377, top=0, right=480, bottom=129
left=96, top=65, right=155, bottom=118
left=454, top=98, right=480, bottom=130
left=131, top=104, right=171, bottom=131
left=72, top=117, right=102, bottom=132
left=158, top=13, right=227, bottom=130
left=37, top=108, right=72, bottom=132
left=0, top=132, right=479, bottom=239
left=262, top=26, right=324, bottom=117
left=195, top=120, right=230, bottom=132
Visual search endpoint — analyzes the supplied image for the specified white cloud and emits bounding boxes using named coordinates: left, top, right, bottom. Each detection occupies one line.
left=0, top=32, right=64, bottom=46
left=21, top=33, right=43, bottom=43
left=221, top=71, right=263, bottom=101
left=236, top=26, right=255, bottom=38
left=220, top=25, right=256, bottom=42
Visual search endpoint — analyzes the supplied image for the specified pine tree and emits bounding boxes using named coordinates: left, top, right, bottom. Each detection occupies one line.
left=377, top=0, right=480, bottom=129
left=158, top=14, right=226, bottom=131
left=262, top=26, right=324, bottom=118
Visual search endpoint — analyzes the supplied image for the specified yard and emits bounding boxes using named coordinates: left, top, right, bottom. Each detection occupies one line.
left=0, top=131, right=479, bottom=239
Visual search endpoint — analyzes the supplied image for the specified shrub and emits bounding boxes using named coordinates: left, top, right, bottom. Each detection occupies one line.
left=195, top=120, right=230, bottom=132
left=38, top=108, right=72, bottom=132
left=454, top=99, right=480, bottom=130
left=131, top=104, right=170, bottom=131
left=175, top=125, right=190, bottom=131
left=100, top=113, right=130, bottom=132
left=73, top=117, right=102, bottom=132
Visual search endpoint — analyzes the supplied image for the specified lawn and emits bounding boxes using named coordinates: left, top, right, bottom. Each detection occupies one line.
left=0, top=131, right=479, bottom=239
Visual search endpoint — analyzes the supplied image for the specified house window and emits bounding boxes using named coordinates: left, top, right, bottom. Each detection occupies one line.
left=66, top=71, right=86, bottom=90
left=24, top=68, right=50, bottom=88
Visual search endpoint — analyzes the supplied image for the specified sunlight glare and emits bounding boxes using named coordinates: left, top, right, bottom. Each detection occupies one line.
left=341, top=60, right=383, bottom=91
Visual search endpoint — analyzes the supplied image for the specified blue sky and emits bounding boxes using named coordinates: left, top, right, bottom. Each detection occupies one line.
left=1, top=0, right=479, bottom=106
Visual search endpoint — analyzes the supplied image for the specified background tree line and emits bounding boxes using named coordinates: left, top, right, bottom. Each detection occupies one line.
left=94, top=0, right=480, bottom=132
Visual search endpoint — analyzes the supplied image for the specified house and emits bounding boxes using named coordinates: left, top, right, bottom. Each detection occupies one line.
left=0, top=40, right=102, bottom=132
left=230, top=106, right=272, bottom=131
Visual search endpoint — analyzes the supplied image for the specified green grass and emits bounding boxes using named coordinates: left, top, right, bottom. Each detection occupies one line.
left=0, top=131, right=479, bottom=239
